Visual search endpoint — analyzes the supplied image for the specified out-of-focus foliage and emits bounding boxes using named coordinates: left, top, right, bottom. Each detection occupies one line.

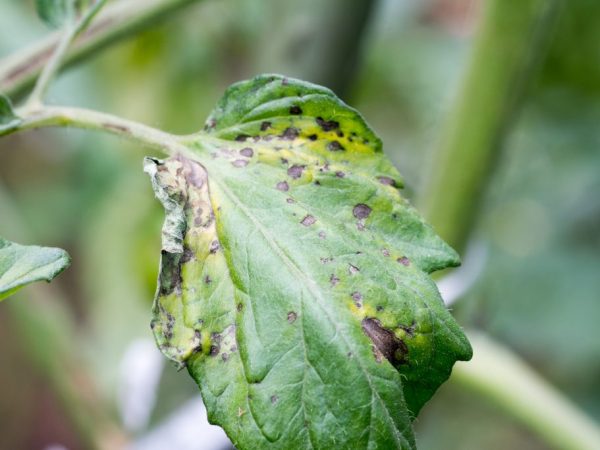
left=0, top=0, right=598, bottom=449
left=0, top=237, right=70, bottom=300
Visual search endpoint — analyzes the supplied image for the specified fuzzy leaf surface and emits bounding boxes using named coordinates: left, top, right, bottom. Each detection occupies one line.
left=0, top=237, right=70, bottom=301
left=147, top=74, right=472, bottom=450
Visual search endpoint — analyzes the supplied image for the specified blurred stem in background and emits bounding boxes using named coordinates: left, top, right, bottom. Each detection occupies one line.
left=0, top=183, right=127, bottom=450
left=421, top=0, right=600, bottom=448
left=419, top=0, right=561, bottom=251
left=0, top=0, right=202, bottom=101
left=256, top=0, right=378, bottom=98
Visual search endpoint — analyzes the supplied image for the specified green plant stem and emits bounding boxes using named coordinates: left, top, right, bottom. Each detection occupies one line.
left=415, top=0, right=600, bottom=447
left=418, top=0, right=561, bottom=251
left=24, top=0, right=109, bottom=110
left=0, top=0, right=200, bottom=100
left=454, top=331, right=600, bottom=450
left=13, top=105, right=186, bottom=155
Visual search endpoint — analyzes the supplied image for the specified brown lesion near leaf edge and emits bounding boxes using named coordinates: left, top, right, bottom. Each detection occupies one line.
left=361, top=317, right=408, bottom=366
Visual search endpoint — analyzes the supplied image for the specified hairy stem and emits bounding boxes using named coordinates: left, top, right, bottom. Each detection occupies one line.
left=0, top=0, right=201, bottom=100
left=25, top=0, right=109, bottom=110
left=14, top=105, right=188, bottom=155
left=454, top=332, right=600, bottom=450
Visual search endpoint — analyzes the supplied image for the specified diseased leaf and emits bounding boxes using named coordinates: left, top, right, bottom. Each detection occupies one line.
left=147, top=74, right=472, bottom=450
left=0, top=237, right=70, bottom=301
left=35, top=0, right=76, bottom=28
left=0, top=94, right=22, bottom=136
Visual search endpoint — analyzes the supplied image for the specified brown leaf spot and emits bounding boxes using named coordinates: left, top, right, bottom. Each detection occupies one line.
left=330, top=274, right=340, bottom=286
left=282, top=127, right=300, bottom=140
left=377, top=176, right=398, bottom=187
left=301, top=215, right=316, bottom=226
left=209, top=240, right=220, bottom=254
left=316, top=117, right=339, bottom=131
left=240, top=147, right=254, bottom=157
left=287, top=312, right=297, bottom=323
left=362, top=317, right=408, bottom=366
left=276, top=181, right=289, bottom=191
left=382, top=248, right=390, bottom=257
left=232, top=159, right=249, bottom=168
left=289, top=105, right=303, bottom=115
left=260, top=121, right=272, bottom=131
left=353, top=204, right=372, bottom=219
left=397, top=256, right=410, bottom=266
left=235, top=134, right=250, bottom=142
left=351, top=291, right=363, bottom=307
left=287, top=165, right=305, bottom=179
left=327, top=141, right=345, bottom=151
left=348, top=264, right=360, bottom=275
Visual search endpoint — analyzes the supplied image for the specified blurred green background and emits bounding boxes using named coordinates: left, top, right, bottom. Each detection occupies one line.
left=0, top=0, right=599, bottom=449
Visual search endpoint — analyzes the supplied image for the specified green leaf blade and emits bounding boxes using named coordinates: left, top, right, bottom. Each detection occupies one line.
left=148, top=74, right=472, bottom=449
left=0, top=237, right=71, bottom=301
left=35, top=0, right=76, bottom=28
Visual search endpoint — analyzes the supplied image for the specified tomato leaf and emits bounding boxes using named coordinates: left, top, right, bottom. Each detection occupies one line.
left=35, top=0, right=76, bottom=28
left=147, top=74, right=472, bottom=450
left=0, top=237, right=70, bottom=301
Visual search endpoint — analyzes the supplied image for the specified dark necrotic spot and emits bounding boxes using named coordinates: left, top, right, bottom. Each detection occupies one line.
left=282, top=127, right=300, bottom=140
left=351, top=291, right=363, bottom=307
left=286, top=198, right=295, bottom=204
left=316, top=117, right=339, bottom=131
left=348, top=264, right=360, bottom=275
left=330, top=274, right=340, bottom=286
left=353, top=203, right=372, bottom=219
left=382, top=248, right=390, bottom=257
left=335, top=171, right=345, bottom=178
left=235, top=134, right=250, bottom=142
left=204, top=275, right=212, bottom=284
left=287, top=311, right=297, bottom=323
left=237, top=303, right=243, bottom=312
left=337, top=131, right=344, bottom=138
left=362, top=317, right=408, bottom=366
left=376, top=305, right=384, bottom=312
left=397, top=256, right=410, bottom=266
left=327, top=141, right=344, bottom=151
left=222, top=353, right=229, bottom=361
left=377, top=176, right=398, bottom=187
left=318, top=231, right=326, bottom=239
left=287, top=164, right=304, bottom=179
left=209, top=240, right=220, bottom=254
left=240, top=147, right=254, bottom=157
left=276, top=181, right=289, bottom=191
left=232, top=159, right=249, bottom=168
left=301, top=215, right=316, bottom=226
left=270, top=395, right=278, bottom=404
left=260, top=121, right=272, bottom=131
left=281, top=158, right=289, bottom=165
left=314, top=180, right=321, bottom=186
left=308, top=134, right=318, bottom=141
left=289, top=105, right=302, bottom=115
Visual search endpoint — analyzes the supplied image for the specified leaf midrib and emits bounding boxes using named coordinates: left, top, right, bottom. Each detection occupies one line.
left=206, top=171, right=412, bottom=450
